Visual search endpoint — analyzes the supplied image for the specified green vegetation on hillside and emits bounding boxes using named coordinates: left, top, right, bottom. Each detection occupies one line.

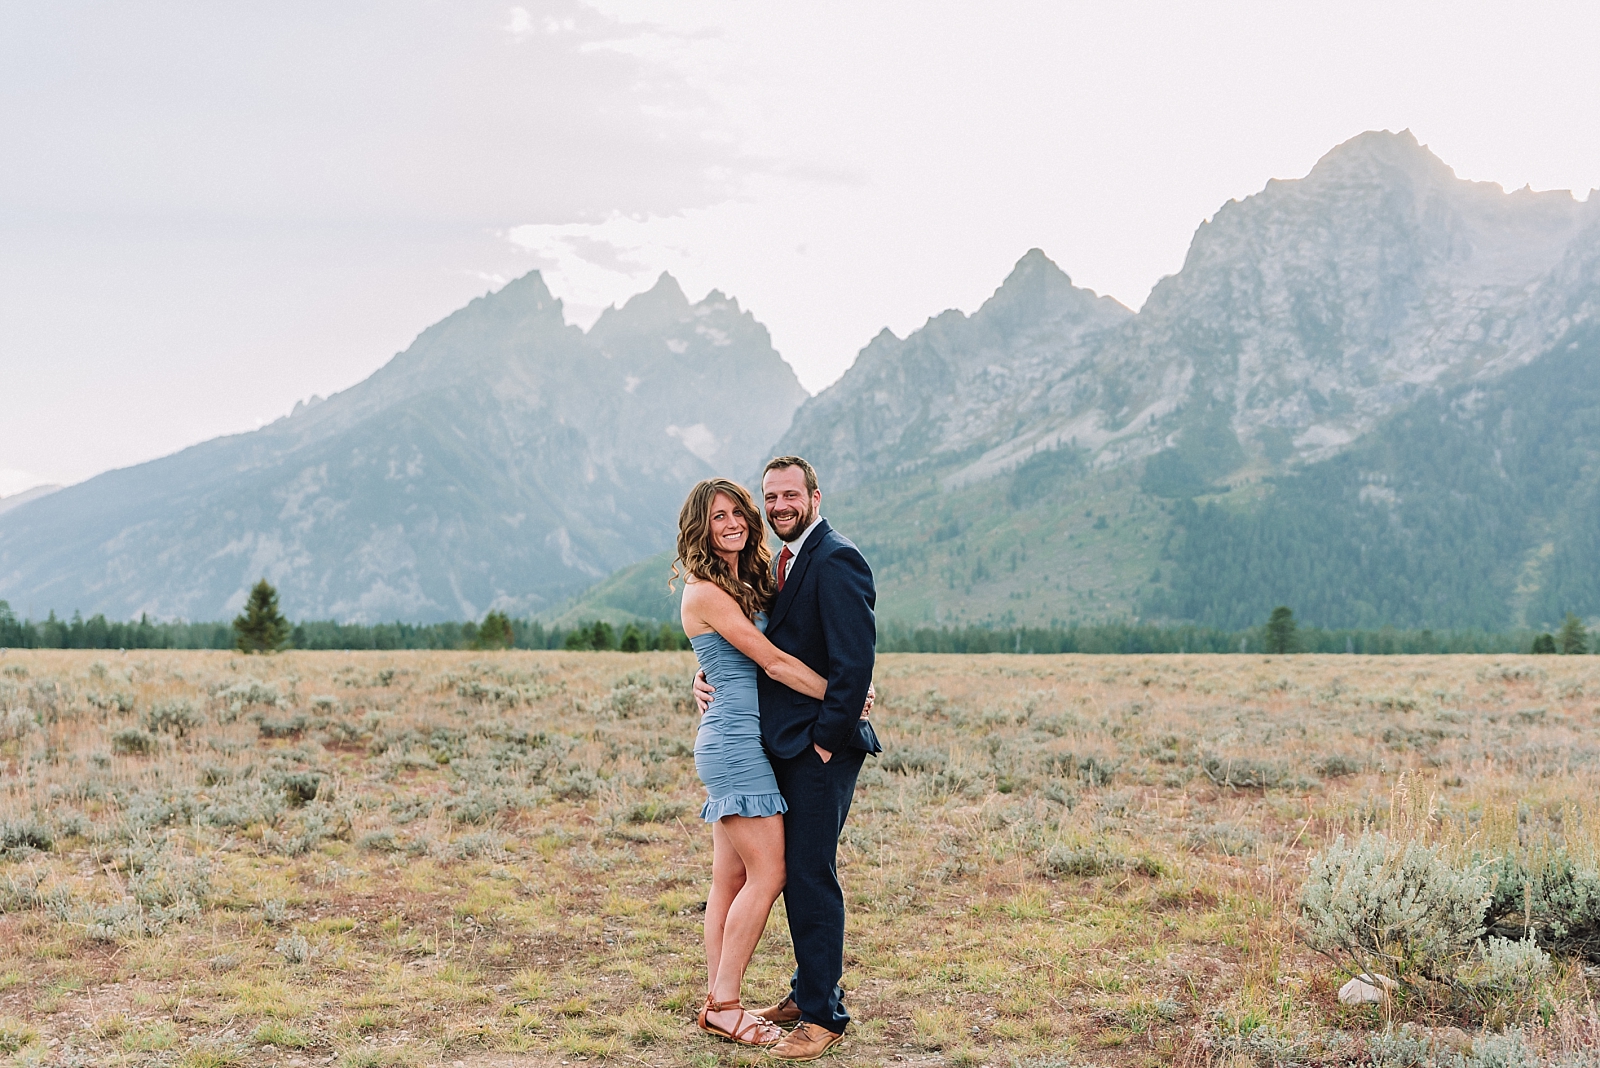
left=1149, top=333, right=1600, bottom=631
left=826, top=461, right=1166, bottom=628
left=1140, top=396, right=1246, bottom=499
left=555, top=333, right=1600, bottom=638
left=546, top=449, right=1169, bottom=631
left=538, top=550, right=682, bottom=627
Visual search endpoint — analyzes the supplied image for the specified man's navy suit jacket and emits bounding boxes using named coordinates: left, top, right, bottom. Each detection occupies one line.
left=757, top=518, right=882, bottom=760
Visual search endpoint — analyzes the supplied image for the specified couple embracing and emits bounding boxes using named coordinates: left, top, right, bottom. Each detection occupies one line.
left=673, top=455, right=880, bottom=1060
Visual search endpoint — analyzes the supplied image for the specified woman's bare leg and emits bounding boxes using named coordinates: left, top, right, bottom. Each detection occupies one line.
left=704, top=813, right=786, bottom=1036
left=705, top=819, right=746, bottom=990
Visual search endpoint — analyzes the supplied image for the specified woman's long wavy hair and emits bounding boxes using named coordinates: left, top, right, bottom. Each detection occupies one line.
left=671, top=479, right=775, bottom=621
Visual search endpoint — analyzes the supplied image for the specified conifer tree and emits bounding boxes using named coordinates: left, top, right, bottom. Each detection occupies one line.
left=655, top=623, right=679, bottom=651
left=560, top=621, right=617, bottom=650
left=472, top=611, right=514, bottom=651
left=619, top=623, right=645, bottom=653
left=1559, top=613, right=1589, bottom=655
left=1532, top=633, right=1557, bottom=654
left=233, top=579, right=290, bottom=653
left=1263, top=605, right=1297, bottom=654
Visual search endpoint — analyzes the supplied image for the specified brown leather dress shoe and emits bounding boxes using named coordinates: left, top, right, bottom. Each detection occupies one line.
left=769, top=1022, right=843, bottom=1061
left=751, top=994, right=801, bottom=1025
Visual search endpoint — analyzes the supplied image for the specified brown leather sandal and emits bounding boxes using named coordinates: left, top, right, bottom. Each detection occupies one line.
left=697, top=995, right=783, bottom=1046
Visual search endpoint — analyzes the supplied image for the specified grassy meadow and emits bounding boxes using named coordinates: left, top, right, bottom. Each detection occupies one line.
left=1, top=649, right=1600, bottom=1067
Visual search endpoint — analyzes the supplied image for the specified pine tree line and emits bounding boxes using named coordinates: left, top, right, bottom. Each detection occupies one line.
left=0, top=594, right=685, bottom=653
left=4, top=583, right=1586, bottom=657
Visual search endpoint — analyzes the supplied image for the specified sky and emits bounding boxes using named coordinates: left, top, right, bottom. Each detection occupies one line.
left=3, top=1, right=1599, bottom=496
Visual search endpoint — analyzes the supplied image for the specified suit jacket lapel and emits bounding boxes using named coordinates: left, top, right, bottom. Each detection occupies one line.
left=767, top=518, right=830, bottom=632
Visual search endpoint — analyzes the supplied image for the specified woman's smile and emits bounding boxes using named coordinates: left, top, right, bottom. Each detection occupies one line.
left=708, top=492, right=748, bottom=555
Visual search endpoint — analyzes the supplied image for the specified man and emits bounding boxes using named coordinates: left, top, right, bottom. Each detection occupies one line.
left=694, top=455, right=880, bottom=1060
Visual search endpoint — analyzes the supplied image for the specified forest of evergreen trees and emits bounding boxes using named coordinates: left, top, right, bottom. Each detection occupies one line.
left=875, top=620, right=1536, bottom=655
left=1146, top=337, right=1600, bottom=632
left=3, top=599, right=1559, bottom=656
left=0, top=602, right=598, bottom=652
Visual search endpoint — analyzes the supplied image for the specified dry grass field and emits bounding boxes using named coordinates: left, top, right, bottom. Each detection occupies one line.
left=2, top=649, right=1600, bottom=1068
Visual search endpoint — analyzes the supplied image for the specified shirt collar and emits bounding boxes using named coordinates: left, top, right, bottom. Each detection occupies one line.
left=780, top=514, right=823, bottom=553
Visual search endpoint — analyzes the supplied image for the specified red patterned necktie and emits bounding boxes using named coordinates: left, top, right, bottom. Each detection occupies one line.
left=777, top=545, right=793, bottom=591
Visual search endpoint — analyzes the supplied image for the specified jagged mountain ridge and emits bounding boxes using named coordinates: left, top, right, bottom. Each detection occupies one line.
left=0, top=272, right=806, bottom=623
left=8, top=128, right=1598, bottom=632
left=761, top=130, right=1600, bottom=630
left=780, top=130, right=1600, bottom=493
left=773, top=248, right=1134, bottom=490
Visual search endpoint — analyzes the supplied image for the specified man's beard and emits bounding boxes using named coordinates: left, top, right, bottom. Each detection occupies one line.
left=767, top=500, right=816, bottom=541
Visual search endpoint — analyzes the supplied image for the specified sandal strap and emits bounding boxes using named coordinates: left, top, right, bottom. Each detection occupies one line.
left=729, top=1010, right=776, bottom=1043
left=700, top=1000, right=776, bottom=1045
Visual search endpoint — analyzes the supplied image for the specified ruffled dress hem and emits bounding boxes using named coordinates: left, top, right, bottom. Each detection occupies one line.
left=700, top=791, right=788, bottom=823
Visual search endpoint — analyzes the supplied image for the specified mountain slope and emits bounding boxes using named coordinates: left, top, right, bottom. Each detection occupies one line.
left=773, top=130, right=1600, bottom=630
left=1130, top=130, right=1595, bottom=471
left=1151, top=323, right=1600, bottom=631
left=0, top=272, right=805, bottom=622
left=775, top=248, right=1133, bottom=489
left=10, top=129, right=1598, bottom=632
left=540, top=548, right=682, bottom=628
left=0, top=485, right=61, bottom=518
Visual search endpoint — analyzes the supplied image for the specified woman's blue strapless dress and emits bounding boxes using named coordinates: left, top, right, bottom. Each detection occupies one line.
left=690, top=613, right=788, bottom=823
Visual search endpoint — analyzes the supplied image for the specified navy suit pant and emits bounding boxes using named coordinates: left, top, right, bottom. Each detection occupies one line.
left=770, top=744, right=866, bottom=1032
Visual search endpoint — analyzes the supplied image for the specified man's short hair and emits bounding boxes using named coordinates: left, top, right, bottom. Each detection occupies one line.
left=763, top=455, right=819, bottom=496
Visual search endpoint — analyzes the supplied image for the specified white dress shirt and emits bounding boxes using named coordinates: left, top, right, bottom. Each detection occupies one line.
left=778, top=514, right=823, bottom=587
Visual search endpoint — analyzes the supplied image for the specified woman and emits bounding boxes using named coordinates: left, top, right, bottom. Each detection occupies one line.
left=674, top=478, right=826, bottom=1047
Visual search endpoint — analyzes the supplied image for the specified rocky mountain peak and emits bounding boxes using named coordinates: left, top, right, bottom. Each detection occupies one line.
left=375, top=270, right=567, bottom=371
left=773, top=246, right=1135, bottom=491
left=1304, top=128, right=1457, bottom=188
left=648, top=270, right=688, bottom=301
left=782, top=131, right=1600, bottom=497
left=979, top=248, right=1127, bottom=328
left=468, top=269, right=566, bottom=329
left=1007, top=246, right=1068, bottom=284
left=1151, top=126, right=1592, bottom=336
left=589, top=272, right=691, bottom=338
left=698, top=288, right=737, bottom=311
left=985, top=247, right=1069, bottom=307
left=0, top=268, right=807, bottom=623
